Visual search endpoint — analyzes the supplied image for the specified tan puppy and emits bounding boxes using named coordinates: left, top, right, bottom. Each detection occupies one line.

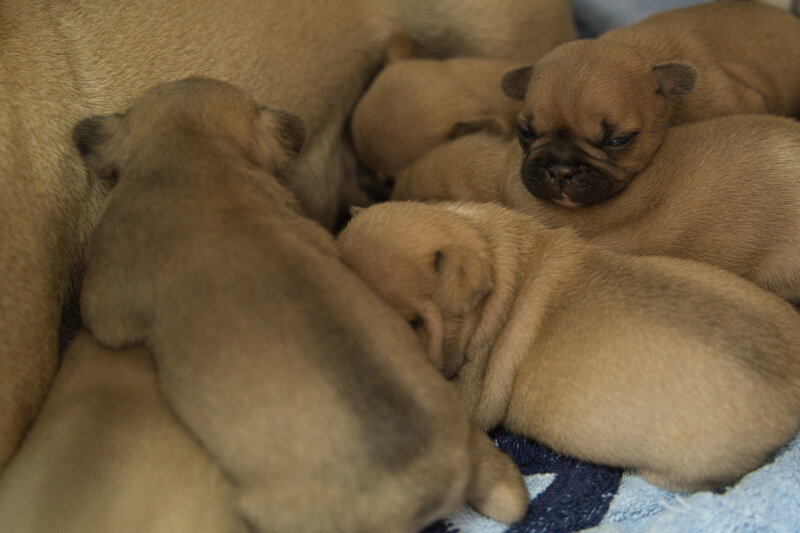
left=337, top=200, right=800, bottom=491
left=388, top=115, right=800, bottom=303
left=351, top=46, right=523, bottom=179
left=76, top=78, right=527, bottom=532
left=390, top=132, right=514, bottom=202
left=501, top=2, right=800, bottom=206
left=0, top=331, right=246, bottom=533
left=0, top=0, right=576, bottom=471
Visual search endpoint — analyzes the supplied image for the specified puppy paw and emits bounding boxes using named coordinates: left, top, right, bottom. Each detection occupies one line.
left=467, top=428, right=528, bottom=524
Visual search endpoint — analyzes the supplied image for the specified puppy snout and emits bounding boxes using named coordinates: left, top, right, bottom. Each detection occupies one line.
left=546, top=164, right=575, bottom=184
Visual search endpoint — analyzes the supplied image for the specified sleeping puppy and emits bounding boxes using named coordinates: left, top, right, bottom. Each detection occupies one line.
left=75, top=77, right=527, bottom=532
left=0, top=0, right=577, bottom=473
left=0, top=332, right=246, bottom=533
left=500, top=1, right=800, bottom=206
left=351, top=35, right=523, bottom=181
left=337, top=200, right=800, bottom=492
left=390, top=132, right=515, bottom=202
left=388, top=114, right=800, bottom=303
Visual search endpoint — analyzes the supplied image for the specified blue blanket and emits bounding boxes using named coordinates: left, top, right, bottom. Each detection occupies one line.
left=424, top=429, right=800, bottom=533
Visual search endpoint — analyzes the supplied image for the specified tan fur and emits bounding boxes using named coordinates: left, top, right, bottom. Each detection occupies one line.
left=389, top=115, right=800, bottom=302
left=0, top=331, right=246, bottom=533
left=337, top=200, right=800, bottom=491
left=395, top=0, right=576, bottom=62
left=391, top=132, right=515, bottom=202
left=501, top=2, right=800, bottom=205
left=352, top=56, right=523, bottom=178
left=76, top=78, right=526, bottom=531
left=0, top=0, right=575, bottom=471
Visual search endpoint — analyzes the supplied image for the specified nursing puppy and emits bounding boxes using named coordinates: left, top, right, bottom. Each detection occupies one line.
left=0, top=0, right=576, bottom=471
left=76, top=78, right=527, bottom=532
left=351, top=39, right=523, bottom=180
left=0, top=332, right=246, bottom=533
left=390, top=115, right=800, bottom=303
left=337, top=201, right=800, bottom=491
left=501, top=1, right=800, bottom=206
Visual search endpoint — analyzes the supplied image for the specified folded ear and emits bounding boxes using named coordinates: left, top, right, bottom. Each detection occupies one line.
left=253, top=107, right=306, bottom=172
left=434, top=245, right=493, bottom=316
left=500, top=66, right=533, bottom=100
left=653, top=61, right=697, bottom=102
left=271, top=109, right=306, bottom=155
left=72, top=113, right=125, bottom=185
left=448, top=117, right=507, bottom=140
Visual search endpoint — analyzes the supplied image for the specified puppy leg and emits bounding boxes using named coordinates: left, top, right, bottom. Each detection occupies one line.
left=466, top=427, right=528, bottom=524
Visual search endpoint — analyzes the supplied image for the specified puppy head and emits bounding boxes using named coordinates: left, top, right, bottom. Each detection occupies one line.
left=501, top=40, right=696, bottom=206
left=337, top=202, right=494, bottom=378
left=73, top=77, right=306, bottom=185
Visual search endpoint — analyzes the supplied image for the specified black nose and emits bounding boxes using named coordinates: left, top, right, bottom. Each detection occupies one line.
left=547, top=165, right=575, bottom=183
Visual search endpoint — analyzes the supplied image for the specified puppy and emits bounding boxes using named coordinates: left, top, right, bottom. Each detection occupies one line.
left=389, top=115, right=800, bottom=303
left=351, top=36, right=523, bottom=180
left=0, top=0, right=576, bottom=471
left=0, top=332, right=246, bottom=533
left=500, top=2, right=800, bottom=206
left=337, top=200, right=800, bottom=491
left=390, top=132, right=515, bottom=202
left=75, top=78, right=527, bottom=532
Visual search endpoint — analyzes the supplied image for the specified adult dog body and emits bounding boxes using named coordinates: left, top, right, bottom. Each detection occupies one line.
left=501, top=2, right=800, bottom=205
left=337, top=201, right=800, bottom=491
left=0, top=0, right=576, bottom=470
left=76, top=78, right=526, bottom=532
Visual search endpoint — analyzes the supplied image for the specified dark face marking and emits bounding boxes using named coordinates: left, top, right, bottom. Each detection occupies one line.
left=520, top=135, right=621, bottom=206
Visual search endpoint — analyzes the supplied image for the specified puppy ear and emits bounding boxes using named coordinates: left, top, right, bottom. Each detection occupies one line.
left=448, top=117, right=506, bottom=140
left=500, top=66, right=533, bottom=100
left=385, top=31, right=419, bottom=63
left=72, top=114, right=124, bottom=186
left=434, top=245, right=493, bottom=316
left=254, top=107, right=306, bottom=172
left=652, top=62, right=697, bottom=101
left=272, top=110, right=306, bottom=155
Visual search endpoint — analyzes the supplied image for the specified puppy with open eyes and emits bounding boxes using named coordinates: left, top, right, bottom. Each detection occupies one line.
left=388, top=114, right=800, bottom=303
left=74, top=78, right=527, bottom=532
left=337, top=200, right=800, bottom=492
left=500, top=1, right=800, bottom=207
left=351, top=33, right=523, bottom=183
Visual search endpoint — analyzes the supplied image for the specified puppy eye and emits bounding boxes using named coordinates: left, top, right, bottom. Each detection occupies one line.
left=517, top=123, right=537, bottom=144
left=604, top=132, right=637, bottom=148
left=409, top=317, right=424, bottom=331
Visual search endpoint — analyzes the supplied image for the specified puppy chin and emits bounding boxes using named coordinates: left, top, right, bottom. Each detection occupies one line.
left=520, top=163, right=622, bottom=207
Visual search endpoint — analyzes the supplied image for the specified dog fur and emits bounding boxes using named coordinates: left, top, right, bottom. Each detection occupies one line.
left=351, top=40, right=523, bottom=181
left=337, top=200, right=800, bottom=491
left=75, top=77, right=527, bottom=532
left=0, top=0, right=576, bottom=471
left=0, top=331, right=247, bottom=533
left=501, top=2, right=800, bottom=206
left=386, top=115, right=800, bottom=302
